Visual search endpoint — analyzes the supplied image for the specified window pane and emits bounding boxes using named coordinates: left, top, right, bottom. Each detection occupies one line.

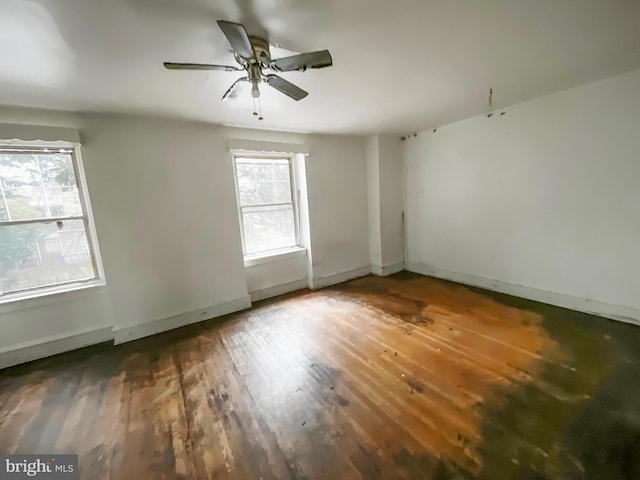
left=236, top=158, right=292, bottom=207
left=3, top=187, right=48, bottom=220
left=0, top=153, right=40, bottom=189
left=0, top=201, right=8, bottom=221
left=242, top=205, right=296, bottom=255
left=274, top=181, right=292, bottom=203
left=0, top=219, right=96, bottom=295
left=45, top=185, right=83, bottom=217
left=235, top=162, right=255, bottom=182
left=0, top=151, right=80, bottom=220
left=37, top=153, right=77, bottom=187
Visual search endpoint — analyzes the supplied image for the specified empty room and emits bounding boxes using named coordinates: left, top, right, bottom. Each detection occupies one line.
left=1, top=0, right=640, bottom=478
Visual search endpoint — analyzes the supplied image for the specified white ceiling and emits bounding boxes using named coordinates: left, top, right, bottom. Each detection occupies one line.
left=1, top=0, right=640, bottom=134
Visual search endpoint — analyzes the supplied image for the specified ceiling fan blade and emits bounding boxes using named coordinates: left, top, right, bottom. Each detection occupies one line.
left=270, top=50, right=332, bottom=72
left=266, top=74, right=308, bottom=101
left=164, top=62, right=241, bottom=72
left=222, top=77, right=248, bottom=101
left=216, top=20, right=255, bottom=59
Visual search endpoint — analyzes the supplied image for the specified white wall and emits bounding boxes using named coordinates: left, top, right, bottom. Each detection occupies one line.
left=306, top=135, right=370, bottom=287
left=245, top=253, right=308, bottom=302
left=81, top=115, right=251, bottom=341
left=404, top=68, right=640, bottom=324
left=0, top=112, right=252, bottom=365
left=0, top=109, right=370, bottom=366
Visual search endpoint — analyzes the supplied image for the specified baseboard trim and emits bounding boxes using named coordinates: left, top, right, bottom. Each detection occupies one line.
left=113, top=295, right=252, bottom=344
left=0, top=326, right=114, bottom=370
left=406, top=262, right=640, bottom=326
left=250, top=279, right=309, bottom=302
left=371, top=262, right=404, bottom=277
left=312, top=265, right=371, bottom=289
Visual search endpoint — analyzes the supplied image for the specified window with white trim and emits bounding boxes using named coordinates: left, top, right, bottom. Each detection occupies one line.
left=0, top=146, right=101, bottom=298
left=233, top=156, right=298, bottom=256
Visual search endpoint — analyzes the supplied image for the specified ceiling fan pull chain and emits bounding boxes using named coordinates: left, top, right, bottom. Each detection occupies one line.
left=258, top=97, right=264, bottom=120
left=252, top=96, right=258, bottom=116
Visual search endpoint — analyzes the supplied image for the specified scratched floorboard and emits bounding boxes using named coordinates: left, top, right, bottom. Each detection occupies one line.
left=2, top=272, right=640, bottom=479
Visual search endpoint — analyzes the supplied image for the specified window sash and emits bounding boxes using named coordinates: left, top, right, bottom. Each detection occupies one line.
left=240, top=202, right=293, bottom=211
left=233, top=155, right=299, bottom=256
left=0, top=147, right=100, bottom=296
left=0, top=215, right=84, bottom=227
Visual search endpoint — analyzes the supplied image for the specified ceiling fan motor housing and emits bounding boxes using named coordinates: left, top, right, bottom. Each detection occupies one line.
left=249, top=36, right=271, bottom=65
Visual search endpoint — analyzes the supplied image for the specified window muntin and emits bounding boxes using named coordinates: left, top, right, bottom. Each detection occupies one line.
left=0, top=148, right=98, bottom=297
left=234, top=156, right=298, bottom=256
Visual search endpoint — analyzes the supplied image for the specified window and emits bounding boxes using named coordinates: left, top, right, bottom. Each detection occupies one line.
left=233, top=156, right=298, bottom=256
left=0, top=147, right=102, bottom=299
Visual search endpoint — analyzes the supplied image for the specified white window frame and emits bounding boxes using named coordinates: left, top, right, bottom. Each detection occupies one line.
left=232, top=154, right=301, bottom=259
left=0, top=140, right=106, bottom=305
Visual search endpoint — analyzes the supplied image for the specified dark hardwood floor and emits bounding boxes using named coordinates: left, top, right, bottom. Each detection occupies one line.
left=2, top=272, right=640, bottom=479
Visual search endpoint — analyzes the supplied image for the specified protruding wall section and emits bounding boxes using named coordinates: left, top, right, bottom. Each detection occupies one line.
left=293, top=153, right=315, bottom=289
left=367, top=135, right=405, bottom=276
left=367, top=136, right=383, bottom=270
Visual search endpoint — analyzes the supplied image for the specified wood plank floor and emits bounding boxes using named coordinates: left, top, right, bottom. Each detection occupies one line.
left=2, top=272, right=640, bottom=479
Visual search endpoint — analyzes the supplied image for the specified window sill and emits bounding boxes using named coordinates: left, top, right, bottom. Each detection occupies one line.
left=0, top=279, right=107, bottom=313
left=244, top=246, right=307, bottom=267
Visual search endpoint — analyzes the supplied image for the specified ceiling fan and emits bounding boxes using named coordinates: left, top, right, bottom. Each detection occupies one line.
left=164, top=20, right=333, bottom=120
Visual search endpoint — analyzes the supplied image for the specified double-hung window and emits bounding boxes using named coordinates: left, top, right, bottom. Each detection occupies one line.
left=233, top=156, right=298, bottom=256
left=0, top=146, right=102, bottom=299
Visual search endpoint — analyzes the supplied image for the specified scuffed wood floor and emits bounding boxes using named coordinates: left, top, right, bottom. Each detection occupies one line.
left=2, top=272, right=640, bottom=479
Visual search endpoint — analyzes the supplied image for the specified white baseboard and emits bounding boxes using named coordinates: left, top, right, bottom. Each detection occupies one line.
left=406, top=262, right=640, bottom=327
left=250, top=279, right=308, bottom=302
left=312, top=265, right=371, bottom=289
left=0, top=326, right=114, bottom=370
left=371, top=262, right=404, bottom=277
left=113, top=295, right=252, bottom=344
left=0, top=296, right=254, bottom=368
